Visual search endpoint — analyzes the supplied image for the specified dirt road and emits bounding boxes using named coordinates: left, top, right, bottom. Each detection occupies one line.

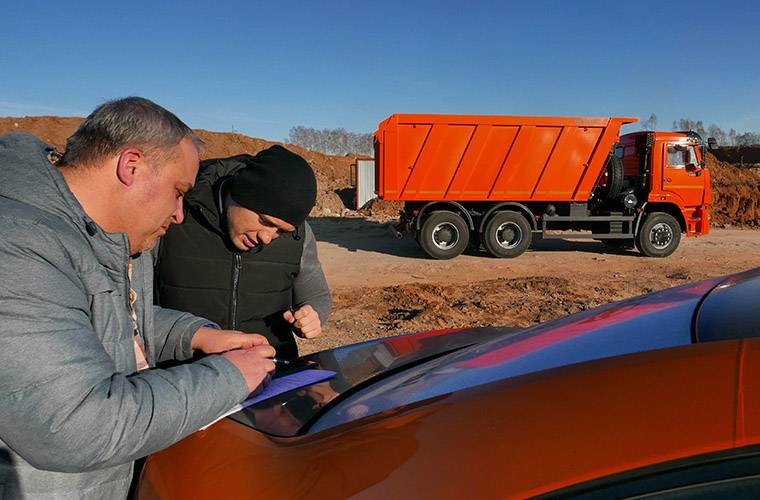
left=296, top=217, right=760, bottom=354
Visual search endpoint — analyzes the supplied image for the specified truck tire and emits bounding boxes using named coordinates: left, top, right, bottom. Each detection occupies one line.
left=599, top=153, right=624, bottom=200
left=482, top=211, right=532, bottom=258
left=419, top=210, right=469, bottom=259
left=635, top=212, right=681, bottom=257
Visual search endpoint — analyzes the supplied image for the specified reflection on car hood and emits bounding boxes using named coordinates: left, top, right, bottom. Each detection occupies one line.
left=230, top=326, right=514, bottom=436
left=312, top=277, right=721, bottom=432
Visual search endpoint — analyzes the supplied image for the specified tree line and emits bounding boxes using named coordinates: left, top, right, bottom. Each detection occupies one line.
left=641, top=113, right=760, bottom=146
left=287, top=126, right=373, bottom=156
left=288, top=115, right=760, bottom=155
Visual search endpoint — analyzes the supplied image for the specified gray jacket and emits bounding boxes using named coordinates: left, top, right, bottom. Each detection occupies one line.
left=0, top=133, right=249, bottom=499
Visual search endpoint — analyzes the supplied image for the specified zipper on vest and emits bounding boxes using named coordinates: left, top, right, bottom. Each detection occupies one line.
left=230, top=253, right=241, bottom=329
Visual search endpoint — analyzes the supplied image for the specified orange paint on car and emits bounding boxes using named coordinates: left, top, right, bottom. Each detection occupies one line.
left=138, top=340, right=749, bottom=499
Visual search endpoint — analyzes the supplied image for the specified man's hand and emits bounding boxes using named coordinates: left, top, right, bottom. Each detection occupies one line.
left=283, top=305, right=322, bottom=339
left=222, top=345, right=276, bottom=394
left=191, top=326, right=270, bottom=354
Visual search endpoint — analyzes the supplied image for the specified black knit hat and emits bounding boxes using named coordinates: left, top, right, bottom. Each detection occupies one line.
left=229, top=145, right=317, bottom=227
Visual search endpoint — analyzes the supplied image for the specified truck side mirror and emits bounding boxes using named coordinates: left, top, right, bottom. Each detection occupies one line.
left=707, top=137, right=719, bottom=150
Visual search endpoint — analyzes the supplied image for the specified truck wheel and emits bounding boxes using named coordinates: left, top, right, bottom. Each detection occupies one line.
left=636, top=212, right=681, bottom=257
left=482, top=211, right=532, bottom=258
left=419, top=210, right=469, bottom=259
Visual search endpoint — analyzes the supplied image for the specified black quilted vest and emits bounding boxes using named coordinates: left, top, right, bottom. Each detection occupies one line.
left=154, top=155, right=304, bottom=359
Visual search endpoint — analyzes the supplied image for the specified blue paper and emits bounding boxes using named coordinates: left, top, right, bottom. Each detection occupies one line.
left=201, top=369, right=336, bottom=430
left=245, top=369, right=336, bottom=406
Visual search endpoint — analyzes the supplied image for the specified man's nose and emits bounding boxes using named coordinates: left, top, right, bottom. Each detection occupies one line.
left=171, top=197, right=184, bottom=224
left=260, top=228, right=279, bottom=245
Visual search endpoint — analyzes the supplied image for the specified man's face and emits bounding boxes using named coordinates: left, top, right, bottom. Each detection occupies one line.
left=225, top=195, right=295, bottom=252
left=127, top=137, right=199, bottom=253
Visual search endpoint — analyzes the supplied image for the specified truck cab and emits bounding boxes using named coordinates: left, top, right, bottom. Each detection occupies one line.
left=617, top=131, right=711, bottom=237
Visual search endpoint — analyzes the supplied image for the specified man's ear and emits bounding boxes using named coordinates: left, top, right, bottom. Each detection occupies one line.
left=116, top=148, right=145, bottom=187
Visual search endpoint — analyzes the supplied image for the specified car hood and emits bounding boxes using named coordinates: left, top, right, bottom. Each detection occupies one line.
left=232, top=273, right=738, bottom=436
left=310, top=276, right=723, bottom=433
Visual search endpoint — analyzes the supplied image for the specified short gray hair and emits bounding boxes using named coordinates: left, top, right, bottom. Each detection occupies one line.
left=59, top=96, right=204, bottom=168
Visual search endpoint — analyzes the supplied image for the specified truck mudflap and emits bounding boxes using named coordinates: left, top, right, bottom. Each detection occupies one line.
left=688, top=206, right=710, bottom=236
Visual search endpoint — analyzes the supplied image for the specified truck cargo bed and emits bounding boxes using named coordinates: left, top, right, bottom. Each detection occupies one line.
left=375, top=114, right=637, bottom=202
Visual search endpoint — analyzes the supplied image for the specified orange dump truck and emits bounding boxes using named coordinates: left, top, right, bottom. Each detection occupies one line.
left=374, top=114, right=714, bottom=259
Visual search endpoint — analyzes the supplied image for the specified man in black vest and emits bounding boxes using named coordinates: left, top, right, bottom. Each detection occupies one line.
left=155, top=145, right=332, bottom=360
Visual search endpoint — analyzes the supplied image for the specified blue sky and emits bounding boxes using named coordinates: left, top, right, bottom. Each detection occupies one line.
left=1, top=0, right=758, bottom=141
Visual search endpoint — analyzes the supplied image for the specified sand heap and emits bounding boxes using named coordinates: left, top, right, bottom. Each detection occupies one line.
left=704, top=152, right=760, bottom=227
left=2, top=116, right=759, bottom=226
left=0, top=116, right=354, bottom=217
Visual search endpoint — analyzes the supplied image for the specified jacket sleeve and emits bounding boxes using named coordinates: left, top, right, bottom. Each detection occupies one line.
left=293, top=221, right=332, bottom=322
left=152, top=305, right=209, bottom=363
left=0, top=220, right=249, bottom=473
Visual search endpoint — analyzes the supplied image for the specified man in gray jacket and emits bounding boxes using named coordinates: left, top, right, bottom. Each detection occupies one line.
left=0, top=97, right=276, bottom=498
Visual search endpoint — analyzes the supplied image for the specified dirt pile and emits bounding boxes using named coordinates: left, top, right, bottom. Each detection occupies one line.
left=361, top=198, right=404, bottom=220
left=0, top=116, right=83, bottom=148
left=0, top=116, right=355, bottom=217
left=315, top=276, right=615, bottom=347
left=193, top=129, right=355, bottom=216
left=305, top=267, right=713, bottom=353
left=704, top=152, right=760, bottom=227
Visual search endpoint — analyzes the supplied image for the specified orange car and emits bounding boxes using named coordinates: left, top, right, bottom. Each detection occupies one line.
left=138, top=268, right=760, bottom=499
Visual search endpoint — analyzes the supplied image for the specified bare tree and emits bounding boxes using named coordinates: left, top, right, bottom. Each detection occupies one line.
left=708, top=124, right=727, bottom=146
left=672, top=118, right=707, bottom=139
left=288, top=126, right=373, bottom=156
left=735, top=132, right=760, bottom=146
left=641, top=113, right=658, bottom=131
left=669, top=119, right=760, bottom=146
left=695, top=120, right=706, bottom=138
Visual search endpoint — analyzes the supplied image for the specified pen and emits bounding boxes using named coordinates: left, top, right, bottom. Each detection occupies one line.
left=272, top=357, right=291, bottom=365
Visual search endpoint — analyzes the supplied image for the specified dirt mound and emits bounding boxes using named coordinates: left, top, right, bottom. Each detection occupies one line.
left=305, top=276, right=632, bottom=350
left=361, top=198, right=404, bottom=220
left=193, top=129, right=355, bottom=216
left=0, top=116, right=83, bottom=149
left=0, top=116, right=356, bottom=217
left=704, top=152, right=760, bottom=227
left=374, top=276, right=605, bottom=329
